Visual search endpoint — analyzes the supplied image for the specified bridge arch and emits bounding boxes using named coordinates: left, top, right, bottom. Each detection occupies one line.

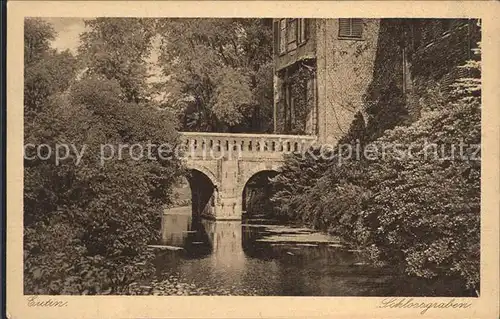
left=184, top=161, right=218, bottom=187
left=240, top=168, right=279, bottom=215
left=180, top=162, right=219, bottom=219
left=237, top=162, right=281, bottom=201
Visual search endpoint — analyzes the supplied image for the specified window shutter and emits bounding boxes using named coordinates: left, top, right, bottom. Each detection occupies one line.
left=339, top=19, right=351, bottom=37
left=279, top=19, right=287, bottom=54
left=351, top=19, right=363, bottom=38
left=339, top=18, right=363, bottom=39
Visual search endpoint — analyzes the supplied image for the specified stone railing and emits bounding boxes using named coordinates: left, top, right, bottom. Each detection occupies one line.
left=179, top=132, right=317, bottom=157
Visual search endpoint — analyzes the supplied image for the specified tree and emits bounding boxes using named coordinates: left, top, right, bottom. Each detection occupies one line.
left=24, top=18, right=56, bottom=66
left=24, top=50, right=78, bottom=119
left=78, top=18, right=157, bottom=103
left=24, top=18, right=78, bottom=119
left=24, top=18, right=80, bottom=222
left=24, top=18, right=183, bottom=295
left=270, top=31, right=481, bottom=294
left=156, top=18, right=274, bottom=132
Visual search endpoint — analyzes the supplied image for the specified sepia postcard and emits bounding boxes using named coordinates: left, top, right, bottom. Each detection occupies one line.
left=6, top=1, right=500, bottom=318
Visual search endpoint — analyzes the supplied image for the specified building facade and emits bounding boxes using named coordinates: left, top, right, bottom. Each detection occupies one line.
left=272, top=18, right=480, bottom=145
left=272, top=18, right=380, bottom=144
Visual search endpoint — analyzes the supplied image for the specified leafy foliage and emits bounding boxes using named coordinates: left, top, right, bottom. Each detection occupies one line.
left=361, top=51, right=481, bottom=289
left=271, top=38, right=481, bottom=294
left=156, top=18, right=274, bottom=132
left=78, top=18, right=157, bottom=103
left=270, top=147, right=336, bottom=222
left=24, top=18, right=182, bottom=294
left=24, top=18, right=56, bottom=66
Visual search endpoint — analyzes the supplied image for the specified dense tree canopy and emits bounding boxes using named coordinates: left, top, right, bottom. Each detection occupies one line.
left=24, top=18, right=56, bottom=66
left=24, top=18, right=182, bottom=294
left=78, top=18, right=157, bottom=103
left=156, top=18, right=274, bottom=132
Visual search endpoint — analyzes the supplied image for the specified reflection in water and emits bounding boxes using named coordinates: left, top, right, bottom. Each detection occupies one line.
left=201, top=219, right=246, bottom=268
left=156, top=208, right=471, bottom=296
left=160, top=210, right=191, bottom=247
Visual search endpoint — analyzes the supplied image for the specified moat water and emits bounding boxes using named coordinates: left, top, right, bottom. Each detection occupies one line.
left=149, top=207, right=470, bottom=296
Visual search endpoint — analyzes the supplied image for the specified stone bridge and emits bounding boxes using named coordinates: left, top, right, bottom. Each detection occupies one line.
left=179, top=132, right=317, bottom=220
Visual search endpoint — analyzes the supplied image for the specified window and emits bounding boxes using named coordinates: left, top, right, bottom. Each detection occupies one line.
left=287, top=19, right=297, bottom=51
left=277, top=18, right=307, bottom=55
left=288, top=19, right=297, bottom=43
left=274, top=21, right=279, bottom=54
left=298, top=18, right=308, bottom=44
left=338, top=18, right=363, bottom=39
left=279, top=19, right=287, bottom=55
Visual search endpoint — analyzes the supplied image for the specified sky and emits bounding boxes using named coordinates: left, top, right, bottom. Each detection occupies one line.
left=42, top=17, right=164, bottom=84
left=42, top=17, right=87, bottom=53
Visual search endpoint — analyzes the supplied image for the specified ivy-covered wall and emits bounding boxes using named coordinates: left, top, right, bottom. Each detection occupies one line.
left=275, top=61, right=316, bottom=135
left=344, top=18, right=481, bottom=144
left=361, top=19, right=410, bottom=142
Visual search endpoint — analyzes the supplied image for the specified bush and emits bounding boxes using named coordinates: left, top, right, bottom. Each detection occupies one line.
left=361, top=48, right=481, bottom=290
left=23, top=19, right=183, bottom=294
left=24, top=77, right=182, bottom=294
left=270, top=44, right=481, bottom=293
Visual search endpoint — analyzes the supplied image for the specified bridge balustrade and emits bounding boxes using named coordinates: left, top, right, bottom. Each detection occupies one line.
left=179, top=132, right=317, bottom=157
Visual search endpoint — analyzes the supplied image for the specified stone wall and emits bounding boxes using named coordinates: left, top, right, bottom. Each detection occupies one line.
left=315, top=19, right=381, bottom=144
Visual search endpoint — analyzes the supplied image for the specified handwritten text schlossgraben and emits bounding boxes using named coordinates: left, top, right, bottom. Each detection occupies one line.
left=379, top=298, right=473, bottom=315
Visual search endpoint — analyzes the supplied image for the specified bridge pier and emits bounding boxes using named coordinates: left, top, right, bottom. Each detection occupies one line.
left=201, top=159, right=243, bottom=220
